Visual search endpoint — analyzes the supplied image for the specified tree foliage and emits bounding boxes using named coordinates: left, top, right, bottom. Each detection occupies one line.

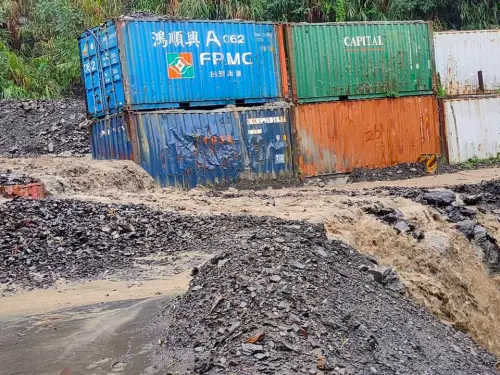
left=0, top=0, right=498, bottom=99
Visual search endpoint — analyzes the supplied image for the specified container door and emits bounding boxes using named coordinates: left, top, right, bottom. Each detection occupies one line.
left=238, top=107, right=294, bottom=179
left=79, top=22, right=125, bottom=117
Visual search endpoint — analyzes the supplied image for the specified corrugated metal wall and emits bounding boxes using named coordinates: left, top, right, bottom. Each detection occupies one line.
left=91, top=113, right=135, bottom=161
left=294, top=96, right=441, bottom=176
left=79, top=18, right=285, bottom=117
left=287, top=21, right=434, bottom=103
left=434, top=30, right=500, bottom=96
left=91, top=105, right=294, bottom=188
left=442, top=95, right=500, bottom=164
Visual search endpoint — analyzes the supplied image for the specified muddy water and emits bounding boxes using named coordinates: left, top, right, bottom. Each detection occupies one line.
left=0, top=297, right=164, bottom=375
left=0, top=253, right=210, bottom=375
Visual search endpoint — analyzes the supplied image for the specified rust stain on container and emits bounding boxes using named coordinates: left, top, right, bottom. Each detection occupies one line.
left=277, top=25, right=290, bottom=101
left=294, top=96, right=441, bottom=177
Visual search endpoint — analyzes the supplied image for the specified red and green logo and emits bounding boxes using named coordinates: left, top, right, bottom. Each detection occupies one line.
left=167, top=53, right=194, bottom=79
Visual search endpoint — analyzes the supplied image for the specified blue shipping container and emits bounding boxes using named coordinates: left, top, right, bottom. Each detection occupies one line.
left=90, top=104, right=295, bottom=189
left=91, top=113, right=135, bottom=161
left=79, top=17, right=286, bottom=118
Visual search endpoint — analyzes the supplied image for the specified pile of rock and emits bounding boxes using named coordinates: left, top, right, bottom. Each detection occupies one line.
left=0, top=171, right=39, bottom=186
left=348, top=163, right=427, bottom=183
left=0, top=100, right=90, bottom=157
left=153, top=219, right=498, bottom=375
left=0, top=198, right=257, bottom=288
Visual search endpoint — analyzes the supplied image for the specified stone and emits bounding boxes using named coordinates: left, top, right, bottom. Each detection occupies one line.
left=248, top=330, right=265, bottom=344
left=270, top=275, right=281, bottom=283
left=394, top=221, right=411, bottom=234
left=462, top=194, right=482, bottom=205
left=422, top=191, right=456, bottom=207
left=456, top=220, right=477, bottom=239
left=290, top=261, right=306, bottom=270
left=241, top=344, right=264, bottom=355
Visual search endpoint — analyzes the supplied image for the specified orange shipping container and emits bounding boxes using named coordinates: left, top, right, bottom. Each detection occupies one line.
left=294, top=96, right=441, bottom=177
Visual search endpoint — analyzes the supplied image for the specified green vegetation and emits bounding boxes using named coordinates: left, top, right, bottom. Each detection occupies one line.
left=460, top=155, right=500, bottom=169
left=0, top=0, right=499, bottom=99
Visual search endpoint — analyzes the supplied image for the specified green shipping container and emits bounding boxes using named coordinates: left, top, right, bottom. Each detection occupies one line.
left=286, top=21, right=434, bottom=103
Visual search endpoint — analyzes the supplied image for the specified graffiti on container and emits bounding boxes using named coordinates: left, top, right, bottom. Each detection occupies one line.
left=197, top=134, right=234, bottom=145
left=100, top=124, right=126, bottom=137
left=364, top=124, right=382, bottom=142
left=247, top=131, right=288, bottom=170
left=193, top=133, right=239, bottom=172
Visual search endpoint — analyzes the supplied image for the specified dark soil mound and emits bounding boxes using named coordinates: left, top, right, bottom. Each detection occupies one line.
left=348, top=163, right=428, bottom=183
left=0, top=100, right=89, bottom=157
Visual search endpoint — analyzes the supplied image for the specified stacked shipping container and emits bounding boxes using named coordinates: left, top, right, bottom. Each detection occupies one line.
left=83, top=19, right=499, bottom=187
left=285, top=21, right=440, bottom=177
left=81, top=17, right=294, bottom=188
left=435, top=30, right=500, bottom=164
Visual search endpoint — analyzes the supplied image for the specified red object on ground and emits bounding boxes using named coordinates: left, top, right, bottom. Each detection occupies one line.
left=0, top=182, right=46, bottom=199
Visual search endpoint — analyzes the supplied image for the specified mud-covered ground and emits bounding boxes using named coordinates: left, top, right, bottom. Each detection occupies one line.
left=348, top=161, right=500, bottom=183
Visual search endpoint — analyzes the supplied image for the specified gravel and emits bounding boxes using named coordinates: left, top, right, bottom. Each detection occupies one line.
left=0, top=99, right=90, bottom=157
left=348, top=163, right=428, bottom=183
left=0, top=198, right=252, bottom=288
left=152, top=220, right=498, bottom=374
left=0, top=171, right=40, bottom=186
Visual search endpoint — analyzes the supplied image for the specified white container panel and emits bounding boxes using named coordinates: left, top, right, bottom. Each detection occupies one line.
left=434, top=30, right=500, bottom=95
left=443, top=95, right=500, bottom=164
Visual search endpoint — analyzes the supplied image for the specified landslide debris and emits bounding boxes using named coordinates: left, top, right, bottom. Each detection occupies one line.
left=0, top=171, right=40, bottom=186
left=154, top=219, right=498, bottom=375
left=0, top=198, right=256, bottom=289
left=348, top=163, right=428, bottom=183
left=0, top=100, right=89, bottom=157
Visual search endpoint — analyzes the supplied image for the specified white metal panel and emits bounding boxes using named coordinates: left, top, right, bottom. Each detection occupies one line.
left=443, top=96, right=500, bottom=164
left=434, top=30, right=500, bottom=95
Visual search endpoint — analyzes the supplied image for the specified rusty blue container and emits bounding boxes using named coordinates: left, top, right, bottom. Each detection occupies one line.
left=90, top=104, right=295, bottom=188
left=79, top=17, right=287, bottom=118
left=90, top=113, right=135, bottom=160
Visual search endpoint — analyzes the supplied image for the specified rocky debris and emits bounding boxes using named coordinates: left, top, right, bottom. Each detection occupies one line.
left=0, top=100, right=90, bottom=157
left=153, top=222, right=498, bottom=375
left=422, top=191, right=456, bottom=207
left=379, top=183, right=500, bottom=273
left=363, top=205, right=424, bottom=241
left=348, top=163, right=427, bottom=183
left=0, top=198, right=311, bottom=289
left=453, top=180, right=500, bottom=213
left=462, top=194, right=483, bottom=206
left=0, top=171, right=39, bottom=186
